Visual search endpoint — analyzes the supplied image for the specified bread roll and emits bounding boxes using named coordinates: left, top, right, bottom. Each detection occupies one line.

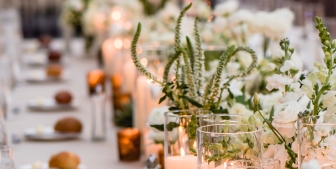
left=54, top=91, right=72, bottom=104
left=49, top=151, right=80, bottom=169
left=46, top=64, right=62, bottom=78
left=54, top=117, right=82, bottom=133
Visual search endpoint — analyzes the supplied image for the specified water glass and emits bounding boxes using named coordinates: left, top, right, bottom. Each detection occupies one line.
left=197, top=124, right=263, bottom=169
left=227, top=159, right=280, bottom=169
left=0, top=146, right=15, bottom=169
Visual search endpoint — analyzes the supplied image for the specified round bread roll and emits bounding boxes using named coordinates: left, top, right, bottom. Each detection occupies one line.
left=48, top=50, right=62, bottom=63
left=49, top=151, right=80, bottom=169
left=46, top=64, right=62, bottom=78
left=54, top=117, right=82, bottom=133
left=54, top=91, right=72, bottom=104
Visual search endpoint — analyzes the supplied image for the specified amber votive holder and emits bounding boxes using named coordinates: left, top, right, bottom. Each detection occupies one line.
left=117, top=128, right=141, bottom=161
left=87, top=69, right=105, bottom=95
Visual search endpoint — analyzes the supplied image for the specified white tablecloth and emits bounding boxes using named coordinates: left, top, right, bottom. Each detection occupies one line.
left=6, top=40, right=144, bottom=169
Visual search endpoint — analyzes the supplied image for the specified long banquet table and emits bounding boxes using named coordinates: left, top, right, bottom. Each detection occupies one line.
left=6, top=39, right=144, bottom=169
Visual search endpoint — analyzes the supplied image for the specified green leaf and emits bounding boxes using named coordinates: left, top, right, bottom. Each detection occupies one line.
left=169, top=107, right=182, bottom=111
left=150, top=124, right=164, bottom=131
left=235, top=95, right=246, bottom=105
left=166, top=122, right=180, bottom=131
left=269, top=106, right=275, bottom=122
left=180, top=95, right=203, bottom=108
left=159, top=95, right=167, bottom=104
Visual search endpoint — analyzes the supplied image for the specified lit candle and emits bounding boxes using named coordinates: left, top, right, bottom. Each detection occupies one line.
left=87, top=69, right=105, bottom=95
left=102, top=38, right=116, bottom=75
left=121, top=59, right=136, bottom=94
left=117, top=128, right=141, bottom=161
left=166, top=148, right=198, bottom=169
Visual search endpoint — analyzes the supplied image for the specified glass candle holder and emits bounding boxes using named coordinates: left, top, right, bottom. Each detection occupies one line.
left=91, top=90, right=106, bottom=141
left=197, top=124, right=263, bottom=169
left=298, top=114, right=336, bottom=168
left=227, top=159, right=280, bottom=169
left=117, top=128, right=141, bottom=161
left=87, top=69, right=105, bottom=96
left=164, top=110, right=242, bottom=169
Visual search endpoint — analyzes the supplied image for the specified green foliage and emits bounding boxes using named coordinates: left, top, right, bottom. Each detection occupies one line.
left=114, top=102, right=133, bottom=128
left=139, top=0, right=169, bottom=16
left=187, top=115, right=198, bottom=139
left=193, top=17, right=205, bottom=93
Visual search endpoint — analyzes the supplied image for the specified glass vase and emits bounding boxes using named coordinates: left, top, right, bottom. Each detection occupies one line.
left=197, top=124, right=263, bottom=169
left=298, top=114, right=336, bottom=168
left=164, top=110, right=242, bottom=169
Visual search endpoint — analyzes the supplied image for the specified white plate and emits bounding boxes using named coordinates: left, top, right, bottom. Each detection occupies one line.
left=23, top=52, right=47, bottom=66
left=24, top=127, right=80, bottom=141
left=19, top=163, right=86, bottom=169
left=24, top=70, right=64, bottom=83
left=27, top=98, right=74, bottom=111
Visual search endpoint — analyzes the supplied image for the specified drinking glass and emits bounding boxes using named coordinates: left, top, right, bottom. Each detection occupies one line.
left=227, top=159, right=280, bottom=169
left=298, top=114, right=336, bottom=168
left=0, top=146, right=15, bottom=169
left=197, top=124, right=263, bottom=169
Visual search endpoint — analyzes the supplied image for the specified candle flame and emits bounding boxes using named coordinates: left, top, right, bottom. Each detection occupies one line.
left=111, top=11, right=121, bottom=21
left=193, top=141, right=196, bottom=149
left=180, top=148, right=185, bottom=158
left=114, top=38, right=123, bottom=49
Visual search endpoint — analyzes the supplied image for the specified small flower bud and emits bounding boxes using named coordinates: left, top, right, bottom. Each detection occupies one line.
left=253, top=93, right=259, bottom=106
left=325, top=51, right=331, bottom=59
left=332, top=39, right=336, bottom=48
left=314, top=62, right=324, bottom=70
left=289, top=48, right=294, bottom=53
left=268, top=63, right=276, bottom=71
left=325, top=40, right=330, bottom=46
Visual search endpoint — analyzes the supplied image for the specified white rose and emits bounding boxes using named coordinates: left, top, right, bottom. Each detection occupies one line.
left=159, top=2, right=180, bottom=22
left=272, top=101, right=304, bottom=138
left=148, top=106, right=169, bottom=126
left=237, top=51, right=253, bottom=68
left=248, top=11, right=270, bottom=34
left=279, top=92, right=300, bottom=103
left=266, top=74, right=293, bottom=92
left=213, top=0, right=239, bottom=16
left=301, top=159, right=321, bottom=169
left=230, top=103, right=253, bottom=116
left=322, top=91, right=336, bottom=108
left=263, top=144, right=288, bottom=169
left=264, top=8, right=294, bottom=39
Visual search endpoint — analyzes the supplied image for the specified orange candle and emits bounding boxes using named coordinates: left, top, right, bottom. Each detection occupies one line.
left=87, top=69, right=105, bottom=95
left=117, top=128, right=141, bottom=161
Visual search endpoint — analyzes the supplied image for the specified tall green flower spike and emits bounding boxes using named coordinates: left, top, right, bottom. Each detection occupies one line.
left=131, top=23, right=162, bottom=85
left=193, top=17, right=205, bottom=98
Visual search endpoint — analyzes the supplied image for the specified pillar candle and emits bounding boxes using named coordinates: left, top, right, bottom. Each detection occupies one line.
left=102, top=38, right=116, bottom=75
left=166, top=155, right=198, bottom=169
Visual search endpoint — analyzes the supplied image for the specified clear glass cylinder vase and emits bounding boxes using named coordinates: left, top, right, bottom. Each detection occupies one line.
left=197, top=124, right=263, bottom=169
left=164, top=110, right=242, bottom=169
left=90, top=91, right=106, bottom=141
left=298, top=114, right=336, bottom=168
left=227, top=159, right=280, bottom=169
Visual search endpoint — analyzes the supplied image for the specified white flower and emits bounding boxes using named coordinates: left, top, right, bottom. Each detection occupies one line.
left=237, top=52, right=253, bottom=68
left=266, top=74, right=293, bottom=92
left=264, top=8, right=294, bottom=39
left=148, top=129, right=164, bottom=142
left=280, top=56, right=303, bottom=72
left=228, top=79, right=243, bottom=97
left=148, top=106, right=169, bottom=126
left=159, top=2, right=180, bottom=22
left=191, top=1, right=212, bottom=19
left=259, top=91, right=282, bottom=111
left=268, top=63, right=276, bottom=70
left=279, top=92, right=300, bottom=103
left=226, top=62, right=240, bottom=76
left=66, top=0, right=84, bottom=11
left=212, top=17, right=228, bottom=33
left=301, top=79, right=314, bottom=99
left=213, top=0, right=239, bottom=16
left=230, top=103, right=253, bottom=116
left=322, top=91, right=336, bottom=108
left=272, top=101, right=304, bottom=138
left=263, top=144, right=288, bottom=169
left=229, top=9, right=253, bottom=26
left=248, top=11, right=270, bottom=34
left=301, top=159, right=321, bottom=169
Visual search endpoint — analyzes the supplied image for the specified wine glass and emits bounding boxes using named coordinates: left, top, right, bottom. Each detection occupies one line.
left=0, top=146, right=15, bottom=169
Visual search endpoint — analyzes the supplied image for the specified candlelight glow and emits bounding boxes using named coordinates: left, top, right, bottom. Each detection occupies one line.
left=137, top=47, right=143, bottom=54
left=123, top=39, right=131, bottom=49
left=180, top=148, right=185, bottom=158
left=111, top=10, right=121, bottom=21
left=193, top=141, right=196, bottom=149
left=124, top=21, right=132, bottom=30
left=140, top=58, right=148, bottom=67
left=114, top=38, right=123, bottom=49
